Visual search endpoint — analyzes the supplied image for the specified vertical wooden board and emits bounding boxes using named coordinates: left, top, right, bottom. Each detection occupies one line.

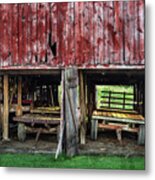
left=12, top=4, right=19, bottom=65
left=74, top=2, right=79, bottom=65
left=113, top=1, right=123, bottom=64
left=75, top=2, right=83, bottom=65
left=3, top=75, right=9, bottom=140
left=82, top=2, right=90, bottom=65
left=79, top=2, right=84, bottom=65
left=63, top=2, right=71, bottom=66
left=30, top=3, right=38, bottom=64
left=107, top=1, right=114, bottom=64
left=103, top=2, right=109, bottom=64
left=88, top=2, right=94, bottom=65
left=44, top=3, right=50, bottom=64
left=0, top=5, right=2, bottom=67
left=7, top=4, right=12, bottom=66
left=57, top=2, right=65, bottom=65
left=1, top=5, right=10, bottom=66
left=132, top=1, right=139, bottom=65
left=127, top=1, right=136, bottom=65
left=46, top=3, right=53, bottom=65
left=96, top=2, right=104, bottom=65
left=22, top=4, right=29, bottom=65
left=93, top=2, right=98, bottom=65
left=123, top=1, right=128, bottom=64
left=37, top=3, right=46, bottom=63
left=66, top=2, right=75, bottom=65
left=51, top=2, right=58, bottom=65
left=65, top=68, right=79, bottom=156
left=27, top=4, right=32, bottom=64
left=93, top=2, right=102, bottom=65
left=79, top=71, right=86, bottom=144
left=18, top=4, right=23, bottom=65
left=138, top=0, right=145, bottom=64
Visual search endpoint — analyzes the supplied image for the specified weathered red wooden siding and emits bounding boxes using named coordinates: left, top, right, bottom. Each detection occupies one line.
left=0, top=1, right=145, bottom=70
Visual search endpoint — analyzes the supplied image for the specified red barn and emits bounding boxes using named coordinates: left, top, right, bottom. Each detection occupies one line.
left=0, top=1, right=145, bottom=156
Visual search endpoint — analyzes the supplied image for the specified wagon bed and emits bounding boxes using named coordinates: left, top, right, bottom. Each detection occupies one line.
left=13, top=107, right=61, bottom=142
left=91, top=108, right=145, bottom=145
left=13, top=113, right=61, bottom=125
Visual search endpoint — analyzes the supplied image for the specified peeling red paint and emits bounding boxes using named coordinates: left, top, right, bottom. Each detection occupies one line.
left=0, top=1, right=145, bottom=70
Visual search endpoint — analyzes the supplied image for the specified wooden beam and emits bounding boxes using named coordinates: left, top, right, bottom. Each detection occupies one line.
left=3, top=75, right=9, bottom=140
left=16, top=76, right=22, bottom=116
left=55, top=70, right=65, bottom=159
left=65, top=67, right=79, bottom=157
left=79, top=70, right=86, bottom=144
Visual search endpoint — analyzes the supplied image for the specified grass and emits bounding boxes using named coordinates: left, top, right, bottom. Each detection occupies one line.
left=0, top=154, right=144, bottom=170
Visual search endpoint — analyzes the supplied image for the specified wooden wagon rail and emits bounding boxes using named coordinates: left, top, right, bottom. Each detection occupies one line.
left=13, top=113, right=61, bottom=125
left=30, top=106, right=60, bottom=115
left=100, top=90, right=135, bottom=110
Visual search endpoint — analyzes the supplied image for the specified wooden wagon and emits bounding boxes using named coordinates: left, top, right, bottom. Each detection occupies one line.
left=91, top=108, right=145, bottom=145
left=13, top=107, right=61, bottom=142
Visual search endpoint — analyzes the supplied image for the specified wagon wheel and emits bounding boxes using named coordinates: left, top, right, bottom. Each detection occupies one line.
left=18, top=123, right=26, bottom=142
left=138, top=125, right=145, bottom=145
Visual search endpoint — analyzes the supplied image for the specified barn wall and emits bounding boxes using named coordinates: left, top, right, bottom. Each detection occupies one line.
left=0, top=1, right=145, bottom=70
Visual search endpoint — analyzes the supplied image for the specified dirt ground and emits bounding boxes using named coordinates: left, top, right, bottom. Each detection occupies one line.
left=0, top=130, right=145, bottom=157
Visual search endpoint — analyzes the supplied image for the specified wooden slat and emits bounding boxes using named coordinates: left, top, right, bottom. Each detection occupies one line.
left=13, top=113, right=61, bottom=123
left=101, top=90, right=133, bottom=95
left=97, top=2, right=104, bottom=65
left=100, top=101, right=134, bottom=106
left=138, top=0, right=145, bottom=64
left=93, top=2, right=99, bottom=65
left=30, top=3, right=38, bottom=64
left=113, top=1, right=123, bottom=64
left=22, top=4, right=29, bottom=64
left=93, top=110, right=144, bottom=121
left=101, top=96, right=134, bottom=101
left=97, top=107, right=138, bottom=114
left=12, top=4, right=19, bottom=65
left=37, top=3, right=46, bottom=63
left=133, top=0, right=139, bottom=64
left=108, top=1, right=115, bottom=64
left=68, top=2, right=75, bottom=65
left=18, top=4, right=23, bottom=65
left=75, top=2, right=82, bottom=65
left=27, top=4, right=32, bottom=64
left=3, top=75, right=9, bottom=140
left=82, top=2, right=90, bottom=65
left=1, top=5, right=10, bottom=66
left=103, top=2, right=109, bottom=64
left=0, top=5, right=2, bottom=67
left=16, top=76, right=22, bottom=116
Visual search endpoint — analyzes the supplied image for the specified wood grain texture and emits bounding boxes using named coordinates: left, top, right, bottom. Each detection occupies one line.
left=0, top=1, right=145, bottom=69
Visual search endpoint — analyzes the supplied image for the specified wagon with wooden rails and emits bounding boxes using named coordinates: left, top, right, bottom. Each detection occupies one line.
left=13, top=106, right=61, bottom=142
left=91, top=90, right=145, bottom=144
left=91, top=109, right=145, bottom=145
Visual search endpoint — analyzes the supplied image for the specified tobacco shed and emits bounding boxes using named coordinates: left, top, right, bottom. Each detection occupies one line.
left=0, top=1, right=145, bottom=156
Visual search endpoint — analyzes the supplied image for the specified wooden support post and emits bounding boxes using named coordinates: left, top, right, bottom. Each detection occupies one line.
left=79, top=70, right=86, bottom=144
left=134, top=83, right=138, bottom=111
left=3, top=75, right=9, bottom=141
left=16, top=76, right=22, bottom=117
left=91, top=119, right=98, bottom=140
left=65, top=67, right=79, bottom=157
left=52, top=84, right=59, bottom=106
left=87, top=82, right=96, bottom=133
left=55, top=70, right=65, bottom=159
left=138, top=124, right=145, bottom=145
